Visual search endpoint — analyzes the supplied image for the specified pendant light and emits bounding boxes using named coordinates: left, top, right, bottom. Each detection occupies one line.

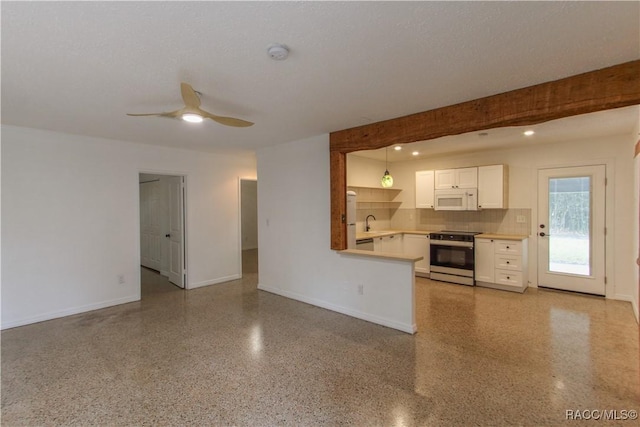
left=381, top=147, right=394, bottom=188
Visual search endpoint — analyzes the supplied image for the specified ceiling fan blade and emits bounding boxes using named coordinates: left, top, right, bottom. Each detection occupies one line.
left=127, top=110, right=182, bottom=119
left=200, top=110, right=254, bottom=127
left=181, top=82, right=201, bottom=109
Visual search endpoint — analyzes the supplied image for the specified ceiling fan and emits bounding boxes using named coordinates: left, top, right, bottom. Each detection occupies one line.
left=127, top=82, right=254, bottom=127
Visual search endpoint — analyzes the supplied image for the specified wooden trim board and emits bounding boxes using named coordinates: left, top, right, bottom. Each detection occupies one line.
left=330, top=60, right=640, bottom=250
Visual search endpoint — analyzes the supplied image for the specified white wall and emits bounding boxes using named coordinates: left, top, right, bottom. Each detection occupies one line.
left=257, top=135, right=416, bottom=333
left=240, top=179, right=258, bottom=250
left=347, top=155, right=387, bottom=187
left=1, top=125, right=256, bottom=328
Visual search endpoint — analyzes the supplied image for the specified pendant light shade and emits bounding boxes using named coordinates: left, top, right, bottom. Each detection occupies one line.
left=381, top=147, right=393, bottom=188
left=381, top=170, right=393, bottom=188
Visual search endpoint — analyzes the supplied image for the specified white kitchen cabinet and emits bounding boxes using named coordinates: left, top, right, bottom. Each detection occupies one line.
left=415, top=170, right=435, bottom=209
left=373, top=233, right=403, bottom=254
left=434, top=167, right=477, bottom=190
left=474, top=238, right=495, bottom=283
left=478, top=165, right=508, bottom=209
left=475, top=237, right=528, bottom=293
left=403, top=234, right=430, bottom=277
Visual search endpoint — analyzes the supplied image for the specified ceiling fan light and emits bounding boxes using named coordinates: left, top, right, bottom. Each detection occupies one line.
left=182, top=113, right=203, bottom=123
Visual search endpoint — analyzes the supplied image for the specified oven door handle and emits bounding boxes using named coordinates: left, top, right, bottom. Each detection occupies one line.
left=430, top=240, right=474, bottom=248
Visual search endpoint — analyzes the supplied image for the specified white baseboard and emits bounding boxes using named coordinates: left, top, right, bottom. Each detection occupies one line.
left=1, top=295, right=140, bottom=330
left=189, top=274, right=242, bottom=289
left=160, top=270, right=169, bottom=277
left=612, top=294, right=639, bottom=324
left=257, top=283, right=416, bottom=334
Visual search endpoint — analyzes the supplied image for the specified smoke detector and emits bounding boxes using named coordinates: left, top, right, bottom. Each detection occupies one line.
left=267, top=44, right=289, bottom=61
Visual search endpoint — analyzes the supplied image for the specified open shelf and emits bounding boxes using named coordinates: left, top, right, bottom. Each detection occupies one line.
left=348, top=185, right=403, bottom=209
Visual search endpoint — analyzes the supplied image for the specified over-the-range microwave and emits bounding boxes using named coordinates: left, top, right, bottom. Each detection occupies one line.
left=434, top=188, right=478, bottom=211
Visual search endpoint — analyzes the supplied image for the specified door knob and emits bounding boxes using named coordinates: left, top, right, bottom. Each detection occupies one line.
left=540, top=224, right=546, bottom=229
left=539, top=232, right=548, bottom=237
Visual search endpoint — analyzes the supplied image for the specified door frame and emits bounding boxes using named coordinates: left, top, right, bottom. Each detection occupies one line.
left=238, top=177, right=258, bottom=279
left=137, top=170, right=189, bottom=291
left=531, top=158, right=614, bottom=298
left=537, top=164, right=606, bottom=295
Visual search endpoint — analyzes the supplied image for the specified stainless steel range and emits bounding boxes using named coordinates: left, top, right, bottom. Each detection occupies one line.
left=429, top=231, right=482, bottom=286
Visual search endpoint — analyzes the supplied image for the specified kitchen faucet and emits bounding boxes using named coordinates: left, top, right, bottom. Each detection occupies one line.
left=365, top=214, right=376, bottom=232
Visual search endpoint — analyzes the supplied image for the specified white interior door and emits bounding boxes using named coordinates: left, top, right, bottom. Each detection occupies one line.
left=537, top=165, right=606, bottom=295
left=168, top=176, right=185, bottom=288
left=140, top=180, right=161, bottom=271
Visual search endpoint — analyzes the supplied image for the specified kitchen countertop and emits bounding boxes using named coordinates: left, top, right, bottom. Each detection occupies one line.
left=339, top=249, right=423, bottom=262
left=356, top=230, right=435, bottom=240
left=476, top=233, right=528, bottom=241
left=357, top=230, right=529, bottom=241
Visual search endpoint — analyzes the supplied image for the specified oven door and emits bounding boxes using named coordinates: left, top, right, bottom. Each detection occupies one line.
left=430, top=241, right=475, bottom=276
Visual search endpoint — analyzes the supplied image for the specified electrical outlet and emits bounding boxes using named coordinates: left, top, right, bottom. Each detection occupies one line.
left=357, top=284, right=364, bottom=295
left=516, top=215, right=526, bottom=224
left=117, top=274, right=125, bottom=285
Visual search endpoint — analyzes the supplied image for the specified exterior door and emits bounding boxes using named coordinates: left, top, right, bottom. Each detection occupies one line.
left=168, top=176, right=185, bottom=288
left=140, top=180, right=161, bottom=271
left=537, top=165, right=606, bottom=295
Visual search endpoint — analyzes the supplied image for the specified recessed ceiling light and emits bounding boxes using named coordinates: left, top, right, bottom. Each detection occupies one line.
left=394, top=145, right=402, bottom=151
left=182, top=113, right=203, bottom=123
left=412, top=151, right=419, bottom=156
left=524, top=130, right=535, bottom=136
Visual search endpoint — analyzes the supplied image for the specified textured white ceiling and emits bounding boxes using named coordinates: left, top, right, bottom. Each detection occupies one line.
left=2, top=1, right=639, bottom=156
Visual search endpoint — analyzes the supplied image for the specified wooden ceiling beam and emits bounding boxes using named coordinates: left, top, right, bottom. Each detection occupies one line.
left=329, top=60, right=640, bottom=250
left=330, top=60, right=640, bottom=153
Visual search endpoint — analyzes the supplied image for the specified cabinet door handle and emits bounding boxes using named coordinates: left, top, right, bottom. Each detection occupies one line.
left=506, top=261, right=510, bottom=264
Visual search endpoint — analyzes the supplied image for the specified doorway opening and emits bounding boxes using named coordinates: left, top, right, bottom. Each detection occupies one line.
left=240, top=179, right=258, bottom=278
left=139, top=173, right=187, bottom=297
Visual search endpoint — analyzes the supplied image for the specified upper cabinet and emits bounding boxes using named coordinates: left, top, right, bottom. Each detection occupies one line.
left=478, top=165, right=508, bottom=209
left=434, top=167, right=477, bottom=189
left=415, top=170, right=435, bottom=209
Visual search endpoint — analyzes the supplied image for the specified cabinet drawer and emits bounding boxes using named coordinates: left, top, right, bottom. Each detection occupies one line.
left=494, top=255, right=522, bottom=271
left=495, top=240, right=522, bottom=255
left=495, top=270, right=523, bottom=287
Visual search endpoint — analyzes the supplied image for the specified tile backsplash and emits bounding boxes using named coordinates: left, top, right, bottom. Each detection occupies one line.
left=355, top=208, right=391, bottom=233
left=391, top=208, right=531, bottom=235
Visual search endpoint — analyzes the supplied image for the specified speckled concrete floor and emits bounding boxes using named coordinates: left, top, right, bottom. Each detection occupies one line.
left=2, top=251, right=639, bottom=426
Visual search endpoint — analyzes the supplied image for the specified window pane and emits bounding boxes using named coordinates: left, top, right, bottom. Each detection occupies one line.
left=548, top=177, right=591, bottom=276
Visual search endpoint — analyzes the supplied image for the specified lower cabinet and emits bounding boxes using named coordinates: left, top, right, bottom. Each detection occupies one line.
left=373, top=233, right=403, bottom=254
left=402, top=234, right=430, bottom=277
left=475, top=238, right=528, bottom=292
left=474, top=238, right=495, bottom=282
